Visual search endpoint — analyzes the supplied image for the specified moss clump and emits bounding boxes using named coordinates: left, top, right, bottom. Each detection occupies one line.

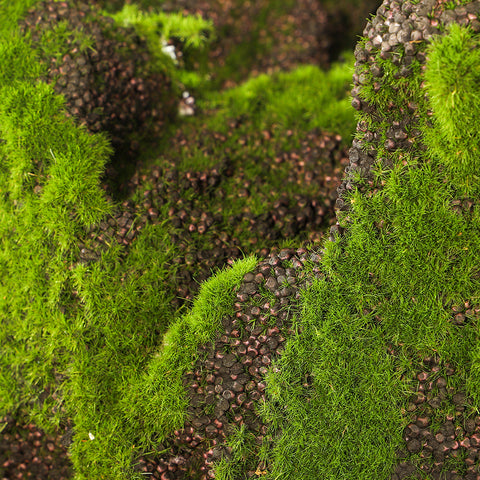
left=258, top=18, right=480, bottom=480
left=204, top=56, right=356, bottom=142
left=18, top=0, right=179, bottom=169
left=107, top=3, right=215, bottom=92
left=424, top=23, right=480, bottom=195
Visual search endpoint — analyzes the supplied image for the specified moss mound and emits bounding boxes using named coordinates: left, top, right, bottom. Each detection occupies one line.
left=258, top=1, right=480, bottom=479
left=20, top=1, right=177, bottom=157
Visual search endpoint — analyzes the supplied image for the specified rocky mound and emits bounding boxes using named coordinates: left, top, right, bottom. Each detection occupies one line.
left=331, top=1, right=480, bottom=479
left=133, top=247, right=323, bottom=479
left=337, top=0, right=480, bottom=214
left=18, top=0, right=176, bottom=169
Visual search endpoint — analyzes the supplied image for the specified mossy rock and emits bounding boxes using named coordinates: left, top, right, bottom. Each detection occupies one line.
left=18, top=0, right=178, bottom=160
left=253, top=1, right=480, bottom=480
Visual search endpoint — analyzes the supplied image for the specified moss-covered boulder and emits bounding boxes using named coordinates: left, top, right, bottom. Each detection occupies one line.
left=254, top=1, right=480, bottom=479
left=18, top=0, right=177, bottom=161
left=337, top=0, right=480, bottom=215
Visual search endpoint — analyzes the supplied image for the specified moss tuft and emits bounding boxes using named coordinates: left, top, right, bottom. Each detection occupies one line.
left=424, top=23, right=480, bottom=194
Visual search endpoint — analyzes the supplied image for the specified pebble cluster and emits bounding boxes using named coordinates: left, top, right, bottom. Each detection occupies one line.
left=78, top=126, right=347, bottom=309
left=391, top=349, right=480, bottom=480
left=18, top=0, right=176, bottom=160
left=0, top=417, right=71, bottom=480
left=134, top=247, right=323, bottom=479
left=335, top=0, right=480, bottom=221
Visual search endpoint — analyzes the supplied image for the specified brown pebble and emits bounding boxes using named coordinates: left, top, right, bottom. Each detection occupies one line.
left=417, top=371, right=428, bottom=382
left=436, top=376, right=447, bottom=388
left=416, top=417, right=429, bottom=428
left=406, top=439, right=421, bottom=453
left=265, top=277, right=278, bottom=291
left=452, top=392, right=466, bottom=406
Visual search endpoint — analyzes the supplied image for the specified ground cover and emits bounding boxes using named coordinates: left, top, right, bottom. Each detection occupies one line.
left=255, top=12, right=480, bottom=480
left=0, top=1, right=363, bottom=478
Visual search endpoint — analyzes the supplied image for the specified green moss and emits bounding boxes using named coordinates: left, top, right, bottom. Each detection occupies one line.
left=109, top=4, right=214, bottom=50
left=424, top=23, right=480, bottom=194
left=66, top=254, right=256, bottom=480
left=214, top=424, right=260, bottom=480
left=0, top=0, right=37, bottom=36
left=204, top=55, right=356, bottom=141
left=106, top=3, right=215, bottom=91
left=257, top=25, right=480, bottom=480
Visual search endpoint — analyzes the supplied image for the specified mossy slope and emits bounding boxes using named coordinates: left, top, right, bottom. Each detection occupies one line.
left=0, top=1, right=357, bottom=479
left=257, top=21, right=480, bottom=480
left=0, top=3, right=255, bottom=479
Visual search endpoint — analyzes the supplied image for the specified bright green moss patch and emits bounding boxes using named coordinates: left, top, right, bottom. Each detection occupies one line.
left=0, top=64, right=113, bottom=424
left=0, top=1, right=37, bottom=37
left=65, top=254, right=256, bottom=480
left=256, top=25, right=480, bottom=480
left=424, top=23, right=480, bottom=194
left=0, top=80, right=113, bottom=240
left=204, top=55, right=356, bottom=142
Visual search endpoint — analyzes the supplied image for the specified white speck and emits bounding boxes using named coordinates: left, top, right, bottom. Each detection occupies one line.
left=182, top=91, right=190, bottom=99
left=88, top=432, right=95, bottom=441
left=178, top=102, right=195, bottom=117
left=161, top=42, right=177, bottom=61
